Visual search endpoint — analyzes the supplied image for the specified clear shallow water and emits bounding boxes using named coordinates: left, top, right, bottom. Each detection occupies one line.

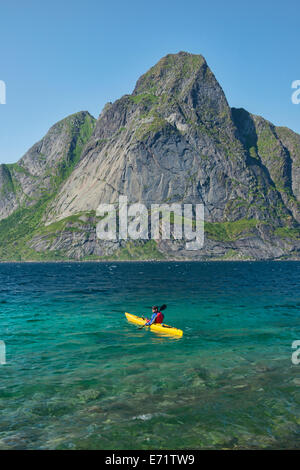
left=0, top=261, right=300, bottom=449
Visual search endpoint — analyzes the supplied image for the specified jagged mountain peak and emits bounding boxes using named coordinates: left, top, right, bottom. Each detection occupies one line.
left=133, top=51, right=207, bottom=96
left=94, top=51, right=232, bottom=144
left=19, top=110, right=96, bottom=173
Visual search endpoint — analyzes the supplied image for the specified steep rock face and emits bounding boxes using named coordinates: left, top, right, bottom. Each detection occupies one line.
left=275, top=127, right=300, bottom=204
left=0, top=164, right=18, bottom=219
left=232, top=108, right=300, bottom=223
left=46, top=52, right=293, bottom=232
left=0, top=111, right=96, bottom=221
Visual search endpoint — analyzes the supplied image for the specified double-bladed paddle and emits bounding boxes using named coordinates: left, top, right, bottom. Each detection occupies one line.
left=139, top=304, right=167, bottom=330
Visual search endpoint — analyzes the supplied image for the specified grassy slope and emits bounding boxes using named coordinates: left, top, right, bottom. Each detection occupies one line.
left=0, top=113, right=96, bottom=261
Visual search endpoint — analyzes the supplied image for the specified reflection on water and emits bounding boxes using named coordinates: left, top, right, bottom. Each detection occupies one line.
left=0, top=261, right=299, bottom=449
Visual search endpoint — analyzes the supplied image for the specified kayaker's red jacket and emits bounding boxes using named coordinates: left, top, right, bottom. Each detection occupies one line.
left=155, top=311, right=164, bottom=323
left=145, top=311, right=164, bottom=325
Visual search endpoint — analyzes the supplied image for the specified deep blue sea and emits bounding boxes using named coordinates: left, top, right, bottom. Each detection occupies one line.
left=0, top=261, right=299, bottom=449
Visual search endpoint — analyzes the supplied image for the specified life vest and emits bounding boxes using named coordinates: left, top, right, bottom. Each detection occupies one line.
left=155, top=311, right=164, bottom=323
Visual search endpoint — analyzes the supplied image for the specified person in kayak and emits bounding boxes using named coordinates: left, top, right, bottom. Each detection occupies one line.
left=144, top=306, right=164, bottom=326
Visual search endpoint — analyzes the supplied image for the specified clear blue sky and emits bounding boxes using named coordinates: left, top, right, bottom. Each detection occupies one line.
left=0, top=0, right=299, bottom=163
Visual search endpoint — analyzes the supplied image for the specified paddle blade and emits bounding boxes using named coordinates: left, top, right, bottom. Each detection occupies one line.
left=160, top=304, right=167, bottom=311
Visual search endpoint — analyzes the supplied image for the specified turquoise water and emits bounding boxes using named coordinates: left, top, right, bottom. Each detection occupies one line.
left=0, top=261, right=300, bottom=449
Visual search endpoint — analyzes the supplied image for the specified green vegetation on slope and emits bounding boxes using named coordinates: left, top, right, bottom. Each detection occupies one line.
left=52, top=112, right=96, bottom=186
left=205, top=219, right=261, bottom=241
left=0, top=195, right=64, bottom=260
left=0, top=207, right=298, bottom=261
left=274, top=226, right=300, bottom=240
left=0, top=112, right=97, bottom=261
left=0, top=164, right=15, bottom=196
left=105, top=240, right=165, bottom=261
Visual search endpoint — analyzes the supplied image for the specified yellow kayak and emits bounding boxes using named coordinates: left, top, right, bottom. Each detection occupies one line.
left=125, top=312, right=183, bottom=337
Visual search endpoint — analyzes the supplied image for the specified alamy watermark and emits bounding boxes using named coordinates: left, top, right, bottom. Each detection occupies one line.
left=292, top=340, right=300, bottom=365
left=291, top=80, right=300, bottom=104
left=96, top=196, right=204, bottom=250
left=0, top=340, right=6, bottom=365
left=0, top=81, right=6, bottom=104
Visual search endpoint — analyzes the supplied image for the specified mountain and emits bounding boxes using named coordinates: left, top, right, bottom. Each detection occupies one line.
left=0, top=51, right=299, bottom=261
left=0, top=111, right=96, bottom=221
